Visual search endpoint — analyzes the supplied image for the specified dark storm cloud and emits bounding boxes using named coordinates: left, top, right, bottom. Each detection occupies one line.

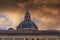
left=16, top=0, right=60, bottom=11
left=16, top=0, right=29, bottom=3
left=0, top=0, right=60, bottom=10
left=31, top=0, right=60, bottom=10
left=0, top=0, right=16, bottom=10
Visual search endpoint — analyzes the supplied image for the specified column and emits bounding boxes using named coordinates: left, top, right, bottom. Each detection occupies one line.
left=46, top=38, right=48, bottom=40
left=46, top=36, right=48, bottom=40
left=57, top=37, right=59, bottom=40
left=13, top=38, right=15, bottom=40
left=34, top=38, right=36, bottom=40
left=24, top=38, right=26, bottom=40
left=2, top=38, right=4, bottom=40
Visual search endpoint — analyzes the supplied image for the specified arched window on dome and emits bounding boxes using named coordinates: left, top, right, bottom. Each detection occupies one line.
left=8, top=28, right=14, bottom=31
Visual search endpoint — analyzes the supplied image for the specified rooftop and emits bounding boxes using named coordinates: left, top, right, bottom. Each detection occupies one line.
left=0, top=30, right=60, bottom=36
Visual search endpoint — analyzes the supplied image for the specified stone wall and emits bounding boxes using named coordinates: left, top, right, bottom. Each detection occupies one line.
left=0, top=35, right=60, bottom=40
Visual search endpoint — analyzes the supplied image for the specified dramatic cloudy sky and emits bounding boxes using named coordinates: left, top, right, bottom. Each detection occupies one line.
left=0, top=0, right=60, bottom=30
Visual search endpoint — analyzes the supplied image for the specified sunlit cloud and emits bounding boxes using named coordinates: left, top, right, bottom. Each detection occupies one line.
left=0, top=0, right=60, bottom=30
left=0, top=14, right=13, bottom=30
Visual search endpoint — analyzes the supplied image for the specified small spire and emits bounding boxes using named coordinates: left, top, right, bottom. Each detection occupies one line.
left=25, top=9, right=30, bottom=15
left=26, top=7, right=28, bottom=10
left=26, top=8, right=29, bottom=14
left=25, top=8, right=31, bottom=21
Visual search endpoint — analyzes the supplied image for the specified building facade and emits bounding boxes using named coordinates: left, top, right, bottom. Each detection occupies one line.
left=0, top=10, right=60, bottom=40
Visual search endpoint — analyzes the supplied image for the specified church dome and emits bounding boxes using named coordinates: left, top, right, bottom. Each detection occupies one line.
left=17, top=10, right=38, bottom=30
left=17, top=20, right=37, bottom=29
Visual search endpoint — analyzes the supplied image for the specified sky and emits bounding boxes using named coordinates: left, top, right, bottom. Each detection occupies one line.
left=0, top=0, right=60, bottom=30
